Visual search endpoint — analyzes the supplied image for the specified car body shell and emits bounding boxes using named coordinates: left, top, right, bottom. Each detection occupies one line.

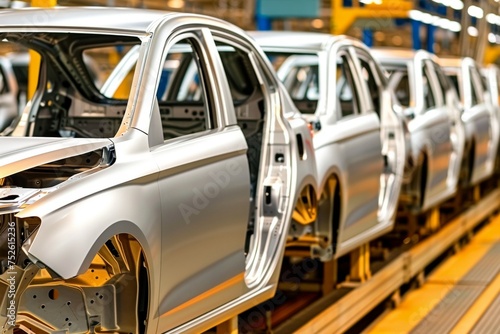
left=481, top=63, right=500, bottom=167
left=0, top=7, right=318, bottom=334
left=372, top=48, right=464, bottom=211
left=250, top=31, right=406, bottom=258
left=439, top=57, right=498, bottom=186
left=483, top=64, right=500, bottom=109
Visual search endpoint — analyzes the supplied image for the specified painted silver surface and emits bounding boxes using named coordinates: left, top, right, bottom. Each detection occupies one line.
left=250, top=31, right=406, bottom=258
left=0, top=7, right=318, bottom=334
left=482, top=64, right=500, bottom=168
left=372, top=49, right=464, bottom=211
left=440, top=57, right=497, bottom=186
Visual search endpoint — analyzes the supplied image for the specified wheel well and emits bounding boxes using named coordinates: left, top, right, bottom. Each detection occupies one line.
left=317, top=175, right=341, bottom=253
left=419, top=154, right=428, bottom=209
left=115, top=234, right=150, bottom=334
left=331, top=175, right=341, bottom=253
left=459, top=138, right=475, bottom=186
left=137, top=251, right=149, bottom=334
left=15, top=234, right=151, bottom=334
left=87, top=234, right=151, bottom=334
left=292, top=184, right=318, bottom=225
left=467, top=139, right=476, bottom=183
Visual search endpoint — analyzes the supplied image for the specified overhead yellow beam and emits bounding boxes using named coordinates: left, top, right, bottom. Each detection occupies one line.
left=331, top=0, right=413, bottom=35
left=484, top=45, right=500, bottom=64
left=28, top=0, right=57, bottom=100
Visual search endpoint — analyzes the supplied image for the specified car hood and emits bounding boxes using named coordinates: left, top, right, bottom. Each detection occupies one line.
left=0, top=137, right=113, bottom=178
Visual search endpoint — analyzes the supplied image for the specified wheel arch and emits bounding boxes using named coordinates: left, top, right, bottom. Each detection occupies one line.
left=318, top=164, right=346, bottom=218
left=468, top=136, right=476, bottom=181
left=317, top=172, right=342, bottom=254
left=419, top=152, right=429, bottom=209
left=291, top=176, right=319, bottom=226
left=20, top=227, right=155, bottom=334
left=27, top=217, right=157, bottom=281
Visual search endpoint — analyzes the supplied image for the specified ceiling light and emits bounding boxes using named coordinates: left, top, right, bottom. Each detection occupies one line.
left=449, top=0, right=464, bottom=10
left=468, top=5, right=484, bottom=19
left=448, top=21, right=462, bottom=32
left=467, top=26, right=479, bottom=36
left=489, top=32, right=497, bottom=43
left=409, top=10, right=424, bottom=21
left=167, top=0, right=184, bottom=9
left=311, top=19, right=324, bottom=29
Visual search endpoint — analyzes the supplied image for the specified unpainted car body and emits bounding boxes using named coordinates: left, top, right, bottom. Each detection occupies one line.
left=0, top=7, right=318, bottom=334
left=483, top=64, right=500, bottom=108
left=482, top=63, right=500, bottom=168
left=250, top=31, right=406, bottom=260
left=439, top=57, right=498, bottom=186
left=372, top=48, right=464, bottom=212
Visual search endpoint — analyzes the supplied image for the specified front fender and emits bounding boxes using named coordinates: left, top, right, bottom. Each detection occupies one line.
left=19, top=184, right=162, bottom=280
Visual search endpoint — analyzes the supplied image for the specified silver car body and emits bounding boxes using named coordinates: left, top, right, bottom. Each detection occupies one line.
left=0, top=7, right=318, bottom=334
left=372, top=49, right=464, bottom=211
left=439, top=57, right=498, bottom=186
left=483, top=64, right=500, bottom=109
left=482, top=64, right=500, bottom=167
left=250, top=31, right=406, bottom=259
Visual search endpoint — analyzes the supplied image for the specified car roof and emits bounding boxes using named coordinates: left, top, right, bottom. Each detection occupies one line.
left=0, top=7, right=222, bottom=34
left=372, top=48, right=446, bottom=68
left=248, top=31, right=343, bottom=51
left=371, top=48, right=416, bottom=61
left=437, top=57, right=463, bottom=68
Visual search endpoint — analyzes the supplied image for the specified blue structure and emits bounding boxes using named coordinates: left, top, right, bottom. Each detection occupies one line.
left=256, top=0, right=320, bottom=31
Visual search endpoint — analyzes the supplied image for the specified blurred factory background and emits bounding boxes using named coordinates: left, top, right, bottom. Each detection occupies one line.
left=0, top=0, right=499, bottom=64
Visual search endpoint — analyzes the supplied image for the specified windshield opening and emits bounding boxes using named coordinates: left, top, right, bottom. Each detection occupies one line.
left=264, top=52, right=319, bottom=114
left=0, top=32, right=142, bottom=138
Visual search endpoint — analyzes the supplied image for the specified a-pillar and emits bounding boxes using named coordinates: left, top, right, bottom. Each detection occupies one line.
left=28, top=0, right=57, bottom=99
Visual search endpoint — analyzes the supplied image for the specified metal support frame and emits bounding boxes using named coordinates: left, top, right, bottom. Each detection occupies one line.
left=331, top=0, right=412, bottom=35
left=322, top=258, right=338, bottom=295
left=473, top=184, right=481, bottom=203
left=427, top=24, right=436, bottom=53
left=425, top=207, right=440, bottom=234
left=474, top=0, right=490, bottom=61
left=412, top=19, right=422, bottom=50
left=292, top=189, right=500, bottom=334
left=362, top=28, right=373, bottom=47
left=216, top=316, right=238, bottom=334
left=348, top=243, right=371, bottom=283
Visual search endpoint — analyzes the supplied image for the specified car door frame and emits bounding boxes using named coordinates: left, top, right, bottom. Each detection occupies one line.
left=466, top=60, right=496, bottom=183
left=140, top=23, right=252, bottom=331
left=326, top=42, right=384, bottom=256
left=413, top=55, right=455, bottom=208
left=353, top=45, right=405, bottom=235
